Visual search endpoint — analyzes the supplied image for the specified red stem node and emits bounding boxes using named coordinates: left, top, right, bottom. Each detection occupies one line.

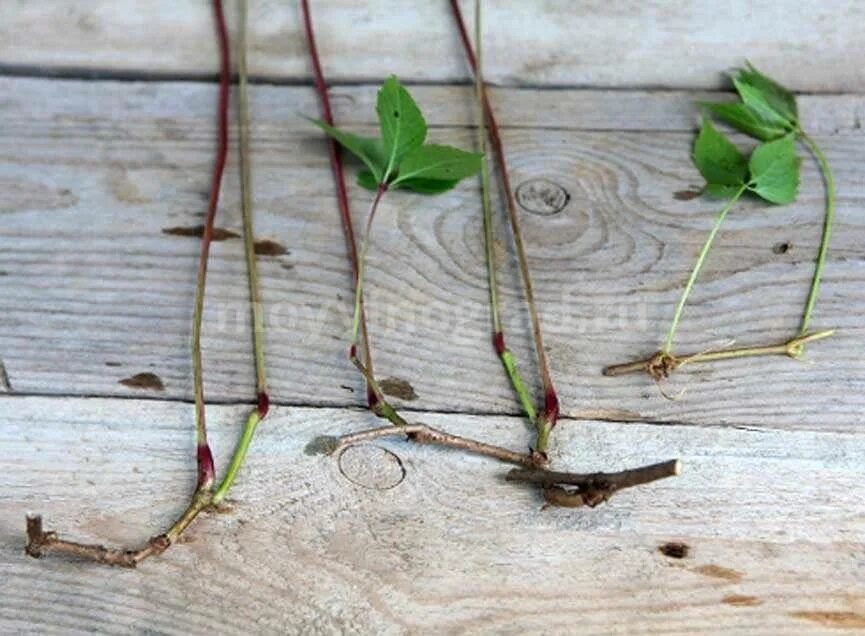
left=493, top=331, right=506, bottom=356
left=543, top=388, right=560, bottom=429
left=366, top=387, right=380, bottom=410
left=257, top=391, right=270, bottom=418
left=196, top=444, right=216, bottom=490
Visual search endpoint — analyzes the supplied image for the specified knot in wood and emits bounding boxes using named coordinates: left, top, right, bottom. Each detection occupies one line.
left=337, top=444, right=406, bottom=490
left=516, top=178, right=570, bottom=215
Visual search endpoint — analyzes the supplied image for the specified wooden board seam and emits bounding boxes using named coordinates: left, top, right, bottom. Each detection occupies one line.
left=5, top=66, right=865, bottom=99
left=0, top=392, right=821, bottom=435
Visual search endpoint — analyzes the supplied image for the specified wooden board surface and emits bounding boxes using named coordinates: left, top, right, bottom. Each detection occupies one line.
left=2, top=397, right=864, bottom=633
left=2, top=1, right=865, bottom=92
left=1, top=77, right=863, bottom=430
left=2, top=2, right=864, bottom=633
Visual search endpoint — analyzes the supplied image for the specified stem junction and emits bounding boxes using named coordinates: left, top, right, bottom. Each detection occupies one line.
left=26, top=0, right=269, bottom=566
left=604, top=329, right=835, bottom=380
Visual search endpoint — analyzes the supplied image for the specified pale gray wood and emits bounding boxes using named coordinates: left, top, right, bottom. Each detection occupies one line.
left=2, top=396, right=863, bottom=633
left=1, top=1, right=864, bottom=93
left=1, top=78, right=863, bottom=431
left=3, top=77, right=863, bottom=135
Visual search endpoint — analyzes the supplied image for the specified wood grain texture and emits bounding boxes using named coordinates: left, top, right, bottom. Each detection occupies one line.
left=2, top=1, right=865, bottom=92
left=2, top=396, right=863, bottom=634
left=1, top=77, right=863, bottom=430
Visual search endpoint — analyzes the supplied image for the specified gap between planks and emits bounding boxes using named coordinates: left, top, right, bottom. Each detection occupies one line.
left=8, top=63, right=865, bottom=98
left=0, top=392, right=800, bottom=434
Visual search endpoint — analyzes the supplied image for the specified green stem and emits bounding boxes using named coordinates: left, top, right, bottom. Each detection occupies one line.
left=189, top=0, right=232, bottom=489
left=22, top=0, right=240, bottom=567
left=164, top=489, right=214, bottom=544
left=351, top=185, right=386, bottom=347
left=212, top=0, right=268, bottom=505
left=451, top=0, right=559, bottom=445
left=212, top=410, right=262, bottom=504
left=473, top=2, right=497, bottom=334
left=663, top=184, right=747, bottom=354
left=499, top=350, right=537, bottom=423
left=300, top=0, right=377, bottom=408
left=349, top=350, right=400, bottom=422
left=678, top=328, right=835, bottom=364
left=346, top=184, right=400, bottom=419
left=472, top=0, right=536, bottom=424
left=300, top=1, right=399, bottom=421
left=237, top=0, right=266, bottom=397
left=798, top=132, right=836, bottom=336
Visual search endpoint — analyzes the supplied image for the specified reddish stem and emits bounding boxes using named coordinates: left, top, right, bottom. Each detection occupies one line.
left=299, top=0, right=378, bottom=409
left=493, top=331, right=506, bottom=356
left=190, top=0, right=231, bottom=486
left=544, top=388, right=560, bottom=427
left=449, top=0, right=559, bottom=429
left=257, top=391, right=270, bottom=418
left=196, top=444, right=216, bottom=490
left=23, top=0, right=233, bottom=566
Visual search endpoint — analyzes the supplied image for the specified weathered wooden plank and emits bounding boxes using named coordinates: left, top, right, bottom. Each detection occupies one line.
left=1, top=397, right=863, bottom=633
left=1, top=78, right=863, bottom=431
left=2, top=1, right=865, bottom=93
left=3, top=77, right=864, bottom=135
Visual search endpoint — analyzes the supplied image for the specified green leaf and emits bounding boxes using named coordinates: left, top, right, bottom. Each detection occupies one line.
left=732, top=78, right=794, bottom=131
left=391, top=144, right=483, bottom=185
left=704, top=184, right=743, bottom=199
left=356, top=170, right=379, bottom=192
left=701, top=101, right=788, bottom=141
left=361, top=169, right=459, bottom=195
left=377, top=76, right=427, bottom=179
left=309, top=118, right=386, bottom=183
left=692, top=117, right=748, bottom=186
left=394, top=178, right=460, bottom=195
left=738, top=63, right=798, bottom=123
left=747, top=135, right=800, bottom=204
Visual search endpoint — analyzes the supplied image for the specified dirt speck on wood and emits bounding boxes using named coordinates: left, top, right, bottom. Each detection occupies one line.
left=673, top=188, right=703, bottom=201
left=162, top=225, right=240, bottom=241
left=658, top=541, right=690, bottom=559
left=693, top=564, right=743, bottom=582
left=790, top=611, right=865, bottom=628
left=722, top=594, right=762, bottom=607
left=254, top=239, right=288, bottom=256
left=379, top=377, right=418, bottom=401
left=119, top=372, right=165, bottom=392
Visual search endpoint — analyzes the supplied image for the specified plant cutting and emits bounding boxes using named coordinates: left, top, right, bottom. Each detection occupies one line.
left=300, top=0, right=381, bottom=415
left=449, top=0, right=558, bottom=458
left=308, top=75, right=486, bottom=424
left=452, top=0, right=679, bottom=504
left=606, top=65, right=836, bottom=380
left=305, top=72, right=532, bottom=458
left=305, top=0, right=681, bottom=508
left=706, top=65, right=837, bottom=342
left=25, top=0, right=270, bottom=566
left=302, top=1, right=542, bottom=470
